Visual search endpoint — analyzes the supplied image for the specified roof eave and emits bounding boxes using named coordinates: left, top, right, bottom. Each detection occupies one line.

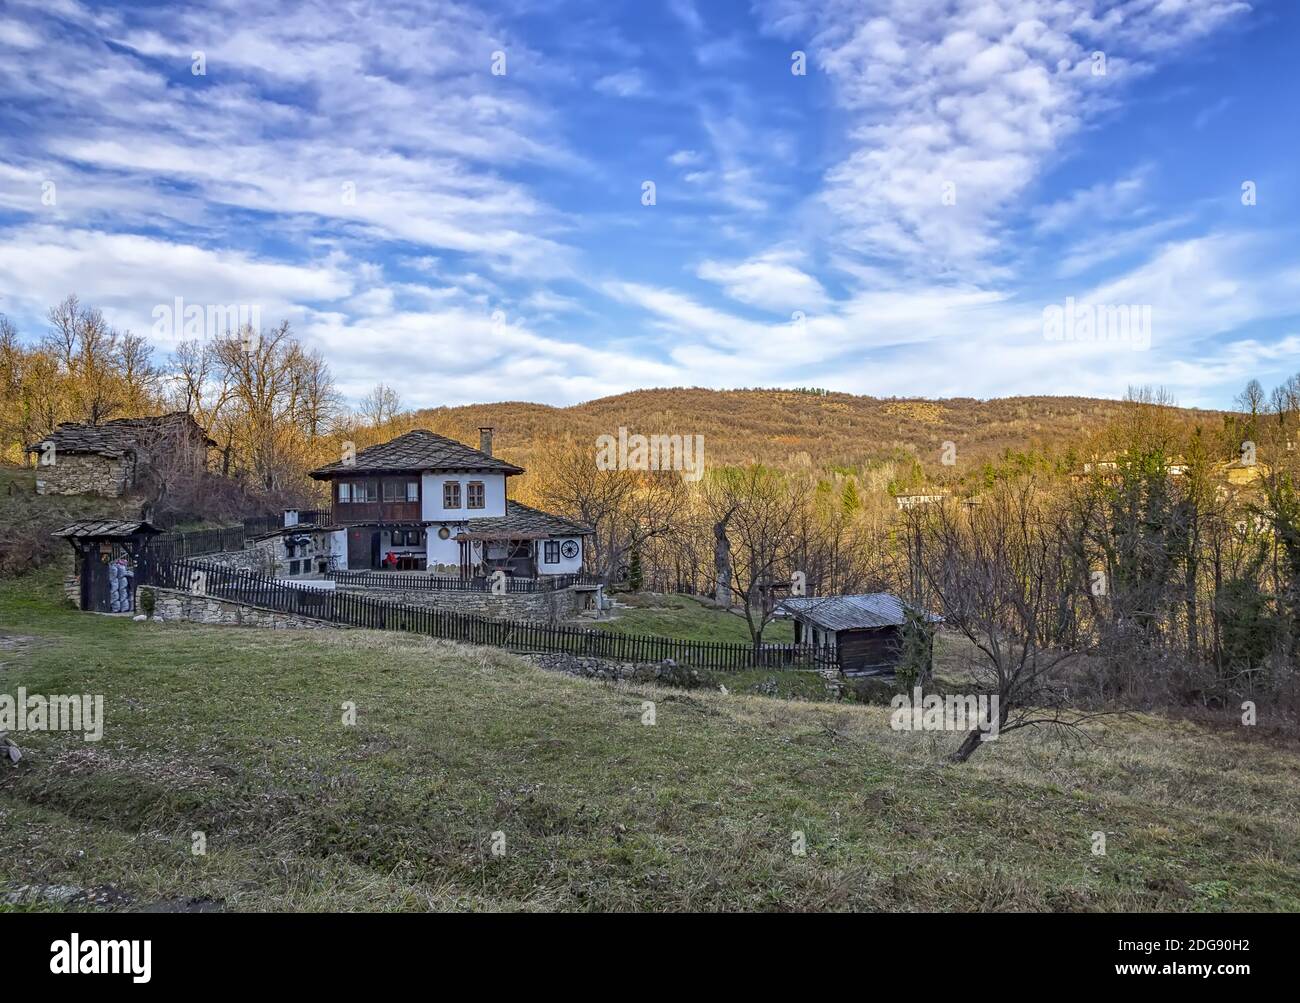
left=310, top=463, right=525, bottom=479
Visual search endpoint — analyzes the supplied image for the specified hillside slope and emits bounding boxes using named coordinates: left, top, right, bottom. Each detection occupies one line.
left=0, top=468, right=143, bottom=576
left=1, top=571, right=1295, bottom=912
left=413, top=390, right=1229, bottom=480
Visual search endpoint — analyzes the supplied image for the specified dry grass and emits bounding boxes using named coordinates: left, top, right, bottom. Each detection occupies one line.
left=1, top=568, right=1297, bottom=912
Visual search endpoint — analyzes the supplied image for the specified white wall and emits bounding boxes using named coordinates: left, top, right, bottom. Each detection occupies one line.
left=421, top=472, right=506, bottom=520
left=330, top=529, right=347, bottom=570
left=426, top=529, right=465, bottom=570
left=537, top=535, right=583, bottom=575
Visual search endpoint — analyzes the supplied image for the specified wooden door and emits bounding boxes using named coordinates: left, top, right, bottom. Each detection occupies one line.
left=83, top=551, right=112, bottom=612
left=347, top=529, right=371, bottom=569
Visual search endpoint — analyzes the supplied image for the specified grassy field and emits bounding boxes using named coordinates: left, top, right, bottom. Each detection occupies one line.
left=593, top=591, right=796, bottom=644
left=2, top=568, right=1299, bottom=912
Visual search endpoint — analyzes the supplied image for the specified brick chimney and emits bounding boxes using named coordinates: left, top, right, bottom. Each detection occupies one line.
left=478, top=426, right=494, bottom=457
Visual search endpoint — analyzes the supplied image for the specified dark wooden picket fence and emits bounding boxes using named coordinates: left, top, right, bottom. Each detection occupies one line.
left=327, top=570, right=599, bottom=593
left=150, top=526, right=248, bottom=558
left=141, top=558, right=837, bottom=673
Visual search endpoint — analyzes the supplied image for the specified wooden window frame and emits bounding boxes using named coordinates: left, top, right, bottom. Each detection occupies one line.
left=443, top=481, right=461, bottom=509
left=346, top=480, right=377, bottom=503
left=467, top=480, right=485, bottom=510
left=543, top=540, right=560, bottom=564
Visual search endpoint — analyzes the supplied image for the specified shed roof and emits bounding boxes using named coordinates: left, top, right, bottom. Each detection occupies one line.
left=52, top=520, right=162, bottom=539
left=455, top=501, right=593, bottom=541
left=310, top=429, right=524, bottom=478
left=778, top=593, right=941, bottom=631
left=27, top=412, right=214, bottom=457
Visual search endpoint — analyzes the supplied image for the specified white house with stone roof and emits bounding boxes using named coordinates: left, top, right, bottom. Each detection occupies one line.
left=301, top=427, right=592, bottom=577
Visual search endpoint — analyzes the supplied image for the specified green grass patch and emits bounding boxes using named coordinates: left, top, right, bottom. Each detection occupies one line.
left=594, top=591, right=795, bottom=645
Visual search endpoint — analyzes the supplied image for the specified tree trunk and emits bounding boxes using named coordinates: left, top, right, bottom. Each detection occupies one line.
left=713, top=513, right=732, bottom=609
left=948, top=698, right=1008, bottom=763
left=948, top=727, right=984, bottom=763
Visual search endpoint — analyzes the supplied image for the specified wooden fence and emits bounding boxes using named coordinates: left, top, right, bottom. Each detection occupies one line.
left=141, top=558, right=837, bottom=674
left=150, top=526, right=248, bottom=558
left=327, top=570, right=599, bottom=593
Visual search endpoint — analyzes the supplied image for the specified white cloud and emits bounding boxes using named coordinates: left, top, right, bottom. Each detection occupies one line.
left=0, top=226, right=350, bottom=348
left=697, top=249, right=829, bottom=312
left=2, top=0, right=579, bottom=283
left=594, top=70, right=648, bottom=97
left=1034, top=166, right=1153, bottom=235
left=755, top=0, right=1250, bottom=273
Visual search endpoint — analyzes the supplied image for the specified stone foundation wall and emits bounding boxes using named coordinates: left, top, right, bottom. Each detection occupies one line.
left=35, top=453, right=134, bottom=497
left=137, top=586, right=347, bottom=630
left=340, top=585, right=580, bottom=623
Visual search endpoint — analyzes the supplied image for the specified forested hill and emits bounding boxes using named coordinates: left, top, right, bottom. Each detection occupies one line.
left=411, top=388, right=1229, bottom=480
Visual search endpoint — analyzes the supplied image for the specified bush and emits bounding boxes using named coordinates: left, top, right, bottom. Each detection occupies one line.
left=841, top=675, right=899, bottom=705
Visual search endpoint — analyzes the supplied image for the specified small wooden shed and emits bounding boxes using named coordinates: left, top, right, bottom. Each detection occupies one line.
left=53, top=520, right=161, bottom=613
left=778, top=593, right=940, bottom=677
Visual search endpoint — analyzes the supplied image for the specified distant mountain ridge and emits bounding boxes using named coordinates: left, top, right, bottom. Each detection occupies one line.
left=410, top=388, right=1230, bottom=482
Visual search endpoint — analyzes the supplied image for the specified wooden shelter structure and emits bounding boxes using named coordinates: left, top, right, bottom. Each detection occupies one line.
left=777, top=593, right=941, bottom=677
left=53, top=520, right=162, bottom=613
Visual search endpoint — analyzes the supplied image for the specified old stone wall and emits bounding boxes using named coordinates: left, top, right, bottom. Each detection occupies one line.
left=199, top=548, right=273, bottom=573
left=241, top=531, right=334, bottom=577
left=339, top=585, right=580, bottom=623
left=137, top=586, right=347, bottom=630
left=520, top=651, right=705, bottom=686
left=35, top=453, right=134, bottom=497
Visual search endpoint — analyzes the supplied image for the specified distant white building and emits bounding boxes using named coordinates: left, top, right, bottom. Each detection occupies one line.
left=893, top=492, right=946, bottom=511
left=290, top=427, right=591, bottom=577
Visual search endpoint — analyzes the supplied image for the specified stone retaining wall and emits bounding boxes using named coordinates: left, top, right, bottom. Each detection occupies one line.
left=520, top=651, right=706, bottom=687
left=340, top=585, right=580, bottom=623
left=137, top=586, right=346, bottom=630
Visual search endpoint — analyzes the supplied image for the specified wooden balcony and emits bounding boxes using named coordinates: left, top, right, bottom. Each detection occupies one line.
left=332, top=501, right=422, bottom=524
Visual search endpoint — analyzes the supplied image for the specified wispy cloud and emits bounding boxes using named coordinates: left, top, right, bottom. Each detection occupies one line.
left=0, top=0, right=1289, bottom=414
left=755, top=0, right=1252, bottom=275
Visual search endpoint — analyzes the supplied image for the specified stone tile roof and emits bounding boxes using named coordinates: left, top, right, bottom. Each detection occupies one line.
left=455, top=501, right=593, bottom=541
left=778, top=594, right=942, bottom=631
left=27, top=412, right=214, bottom=457
left=52, top=520, right=162, bottom=539
left=310, top=429, right=524, bottom=478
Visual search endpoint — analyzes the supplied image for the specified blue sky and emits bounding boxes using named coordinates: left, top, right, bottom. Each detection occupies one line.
left=0, top=0, right=1297, bottom=409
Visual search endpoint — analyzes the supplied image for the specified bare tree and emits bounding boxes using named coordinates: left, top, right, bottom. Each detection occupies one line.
left=703, top=465, right=810, bottom=649
left=45, top=294, right=126, bottom=424
left=535, top=438, right=684, bottom=585
left=911, top=481, right=1104, bottom=762
left=358, top=382, right=402, bottom=428
left=297, top=349, right=342, bottom=440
